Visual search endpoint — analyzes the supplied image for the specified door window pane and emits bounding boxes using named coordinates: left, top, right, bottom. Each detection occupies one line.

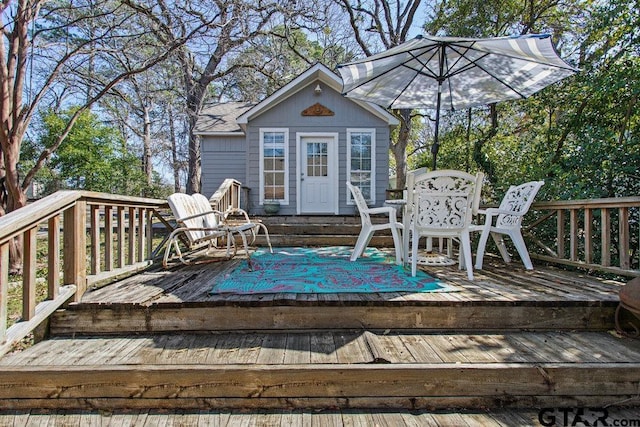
left=307, top=142, right=328, bottom=177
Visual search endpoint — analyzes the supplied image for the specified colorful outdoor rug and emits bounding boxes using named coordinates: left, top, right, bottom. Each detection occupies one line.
left=210, top=246, right=453, bottom=294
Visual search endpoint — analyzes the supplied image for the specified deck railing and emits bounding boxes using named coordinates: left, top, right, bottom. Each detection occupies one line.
left=0, top=191, right=167, bottom=356
left=209, top=178, right=242, bottom=212
left=526, top=197, right=640, bottom=277
left=1, top=188, right=638, bottom=355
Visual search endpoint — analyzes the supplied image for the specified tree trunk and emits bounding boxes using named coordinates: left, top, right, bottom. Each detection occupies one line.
left=185, top=109, right=201, bottom=195
left=390, top=108, right=413, bottom=191
left=142, top=105, right=153, bottom=188
left=2, top=140, right=28, bottom=274
left=473, top=103, right=498, bottom=183
left=168, top=105, right=181, bottom=192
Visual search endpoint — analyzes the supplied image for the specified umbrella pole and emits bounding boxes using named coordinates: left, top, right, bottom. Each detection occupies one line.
left=431, top=80, right=443, bottom=170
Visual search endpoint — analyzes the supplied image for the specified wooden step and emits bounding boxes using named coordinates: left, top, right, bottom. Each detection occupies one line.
left=1, top=330, right=639, bottom=410
left=49, top=299, right=616, bottom=335
left=7, top=407, right=640, bottom=426
left=50, top=257, right=620, bottom=335
left=252, top=215, right=399, bottom=247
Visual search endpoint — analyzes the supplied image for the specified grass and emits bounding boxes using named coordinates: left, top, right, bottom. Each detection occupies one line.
left=5, top=232, right=166, bottom=329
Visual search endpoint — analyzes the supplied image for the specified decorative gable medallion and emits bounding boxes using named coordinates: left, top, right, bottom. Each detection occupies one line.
left=301, top=103, right=334, bottom=117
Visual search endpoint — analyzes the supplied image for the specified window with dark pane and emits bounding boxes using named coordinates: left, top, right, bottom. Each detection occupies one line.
left=263, top=132, right=285, bottom=201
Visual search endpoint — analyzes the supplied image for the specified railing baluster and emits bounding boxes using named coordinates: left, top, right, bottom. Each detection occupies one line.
left=128, top=207, right=136, bottom=266
left=601, top=208, right=611, bottom=267
left=584, top=208, right=593, bottom=264
left=23, top=228, right=37, bottom=320
left=90, top=205, right=100, bottom=275
left=64, top=200, right=87, bottom=302
left=1, top=242, right=8, bottom=342
left=570, top=208, right=578, bottom=261
left=146, top=209, right=153, bottom=260
left=104, top=206, right=113, bottom=271
left=620, top=207, right=630, bottom=269
left=557, top=209, right=565, bottom=258
left=47, top=216, right=60, bottom=300
left=118, top=206, right=126, bottom=268
left=137, top=208, right=145, bottom=263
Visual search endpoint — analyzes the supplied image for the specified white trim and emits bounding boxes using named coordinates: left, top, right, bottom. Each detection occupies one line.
left=259, top=128, right=290, bottom=205
left=296, top=132, right=340, bottom=215
left=346, top=128, right=376, bottom=205
left=193, top=131, right=245, bottom=136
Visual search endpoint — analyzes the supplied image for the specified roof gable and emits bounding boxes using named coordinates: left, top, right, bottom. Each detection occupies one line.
left=236, top=63, right=398, bottom=128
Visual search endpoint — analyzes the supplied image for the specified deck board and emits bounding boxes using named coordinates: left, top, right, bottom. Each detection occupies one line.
left=79, top=255, right=623, bottom=307
left=9, top=408, right=616, bottom=427
left=4, top=248, right=638, bottom=414
left=6, top=331, right=640, bottom=367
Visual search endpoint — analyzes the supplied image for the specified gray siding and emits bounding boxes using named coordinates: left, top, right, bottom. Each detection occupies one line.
left=245, top=81, right=390, bottom=216
left=200, top=135, right=246, bottom=198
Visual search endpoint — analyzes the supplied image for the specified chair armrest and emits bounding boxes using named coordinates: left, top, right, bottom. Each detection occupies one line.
left=223, top=208, right=251, bottom=222
left=483, top=207, right=526, bottom=217
left=366, top=206, right=396, bottom=215
left=367, top=206, right=401, bottom=223
left=177, top=210, right=224, bottom=224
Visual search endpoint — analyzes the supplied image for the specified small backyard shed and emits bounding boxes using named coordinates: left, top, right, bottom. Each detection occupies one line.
left=195, top=63, right=399, bottom=216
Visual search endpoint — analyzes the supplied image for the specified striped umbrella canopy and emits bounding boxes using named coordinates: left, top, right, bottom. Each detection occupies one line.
left=338, top=34, right=578, bottom=169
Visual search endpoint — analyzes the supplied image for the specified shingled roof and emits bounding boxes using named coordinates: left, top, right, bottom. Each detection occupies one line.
left=194, top=102, right=255, bottom=135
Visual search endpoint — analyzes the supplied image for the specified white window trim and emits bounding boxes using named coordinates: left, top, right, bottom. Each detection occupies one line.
left=346, top=128, right=376, bottom=205
left=259, top=128, right=289, bottom=205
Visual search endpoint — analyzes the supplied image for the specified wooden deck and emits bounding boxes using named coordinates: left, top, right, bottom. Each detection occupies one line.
left=2, top=407, right=640, bottom=426
left=49, top=251, right=623, bottom=334
left=2, top=249, right=640, bottom=414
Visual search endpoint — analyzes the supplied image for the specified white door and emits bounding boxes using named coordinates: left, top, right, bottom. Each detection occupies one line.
left=299, top=136, right=337, bottom=214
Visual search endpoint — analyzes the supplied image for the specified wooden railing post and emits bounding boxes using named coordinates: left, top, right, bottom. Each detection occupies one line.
left=64, top=200, right=87, bottom=302
left=557, top=209, right=565, bottom=258
left=584, top=208, right=593, bottom=264
left=0, top=242, right=8, bottom=343
left=146, top=209, right=153, bottom=260
left=23, top=228, right=37, bottom=320
left=104, top=206, right=113, bottom=271
left=601, top=208, right=611, bottom=267
left=620, top=207, right=630, bottom=270
left=569, top=208, right=578, bottom=261
left=90, top=205, right=100, bottom=275
left=117, top=206, right=126, bottom=268
left=128, top=207, right=136, bottom=266
left=48, top=216, right=60, bottom=300
left=137, top=208, right=145, bottom=263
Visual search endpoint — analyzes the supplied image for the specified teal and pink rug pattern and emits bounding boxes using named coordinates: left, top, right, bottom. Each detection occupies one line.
left=211, top=246, right=453, bottom=294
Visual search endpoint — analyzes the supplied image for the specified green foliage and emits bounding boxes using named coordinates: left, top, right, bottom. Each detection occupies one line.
left=222, top=27, right=349, bottom=101
left=414, top=0, right=639, bottom=205
left=27, top=108, right=154, bottom=196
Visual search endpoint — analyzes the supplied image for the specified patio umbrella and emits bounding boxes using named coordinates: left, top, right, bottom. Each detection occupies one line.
left=337, top=34, right=578, bottom=169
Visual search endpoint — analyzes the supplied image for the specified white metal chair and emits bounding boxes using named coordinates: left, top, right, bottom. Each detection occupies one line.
left=409, top=170, right=480, bottom=279
left=403, top=168, right=483, bottom=265
left=472, top=180, right=544, bottom=270
left=347, top=181, right=404, bottom=265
